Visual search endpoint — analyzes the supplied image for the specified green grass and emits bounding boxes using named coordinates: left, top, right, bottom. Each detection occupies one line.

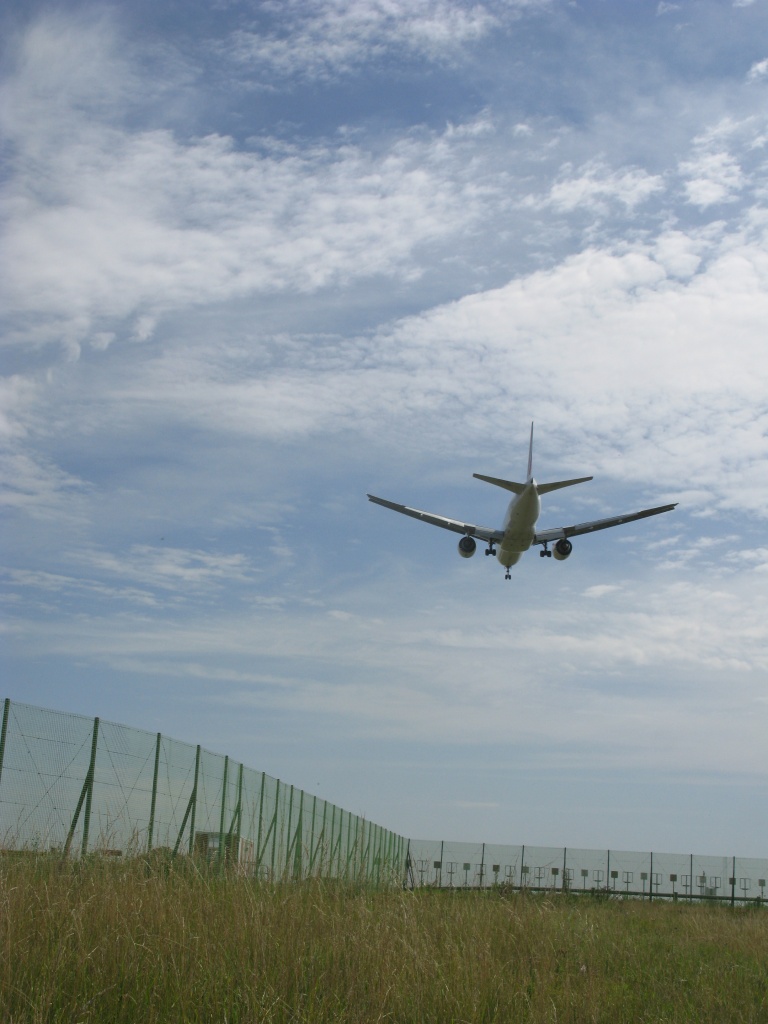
left=2, top=855, right=767, bottom=1023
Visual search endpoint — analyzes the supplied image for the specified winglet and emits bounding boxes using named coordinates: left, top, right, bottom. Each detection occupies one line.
left=527, top=422, right=534, bottom=481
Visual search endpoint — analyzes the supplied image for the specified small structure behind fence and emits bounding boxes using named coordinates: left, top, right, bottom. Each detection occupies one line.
left=0, top=699, right=407, bottom=884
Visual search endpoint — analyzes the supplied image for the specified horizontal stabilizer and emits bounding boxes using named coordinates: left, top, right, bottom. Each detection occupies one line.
left=536, top=476, right=593, bottom=494
left=473, top=473, right=592, bottom=495
left=472, top=474, right=526, bottom=495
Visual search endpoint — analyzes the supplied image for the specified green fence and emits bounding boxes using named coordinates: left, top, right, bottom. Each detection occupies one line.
left=405, top=839, right=768, bottom=904
left=0, top=699, right=407, bottom=883
left=2, top=699, right=765, bottom=904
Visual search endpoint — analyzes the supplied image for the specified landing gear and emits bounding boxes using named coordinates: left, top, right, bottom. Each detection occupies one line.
left=539, top=543, right=552, bottom=558
left=485, top=544, right=496, bottom=557
left=505, top=568, right=511, bottom=580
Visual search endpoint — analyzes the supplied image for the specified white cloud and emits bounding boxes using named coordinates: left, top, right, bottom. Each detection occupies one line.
left=227, top=0, right=507, bottom=81
left=680, top=150, right=744, bottom=207
left=0, top=18, right=502, bottom=354
left=78, top=545, right=256, bottom=590
left=8, top=569, right=768, bottom=776
left=537, top=160, right=664, bottom=215
left=1, top=448, right=92, bottom=522
left=6, top=1, right=768, bottom=855
left=652, top=229, right=705, bottom=279
left=582, top=584, right=621, bottom=599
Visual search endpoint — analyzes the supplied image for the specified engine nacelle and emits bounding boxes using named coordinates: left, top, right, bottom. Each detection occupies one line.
left=458, top=536, right=477, bottom=559
left=552, top=538, right=572, bottom=561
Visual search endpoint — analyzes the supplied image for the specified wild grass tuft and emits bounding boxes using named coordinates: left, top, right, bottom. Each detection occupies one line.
left=2, top=855, right=767, bottom=1022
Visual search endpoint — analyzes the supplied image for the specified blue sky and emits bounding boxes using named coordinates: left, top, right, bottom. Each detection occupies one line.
left=3, top=0, right=768, bottom=857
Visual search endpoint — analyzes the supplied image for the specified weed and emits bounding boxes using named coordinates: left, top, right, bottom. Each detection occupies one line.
left=2, top=856, right=767, bottom=1023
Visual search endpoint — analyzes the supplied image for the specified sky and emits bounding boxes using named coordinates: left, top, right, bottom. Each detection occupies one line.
left=3, top=0, right=768, bottom=858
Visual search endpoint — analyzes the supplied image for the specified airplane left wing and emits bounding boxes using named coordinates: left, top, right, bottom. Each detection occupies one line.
left=367, top=494, right=504, bottom=545
left=534, top=503, right=677, bottom=545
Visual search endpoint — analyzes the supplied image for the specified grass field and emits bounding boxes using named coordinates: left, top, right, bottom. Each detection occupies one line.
left=2, top=855, right=767, bottom=1023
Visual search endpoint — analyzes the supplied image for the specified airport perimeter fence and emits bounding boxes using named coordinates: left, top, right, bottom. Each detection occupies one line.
left=0, top=699, right=407, bottom=884
left=405, top=839, right=768, bottom=904
left=1, top=699, right=766, bottom=904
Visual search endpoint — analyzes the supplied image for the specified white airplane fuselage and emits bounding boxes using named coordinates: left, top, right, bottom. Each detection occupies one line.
left=498, top=480, right=541, bottom=567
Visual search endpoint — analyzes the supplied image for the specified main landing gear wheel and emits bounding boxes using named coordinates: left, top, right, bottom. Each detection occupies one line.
left=485, top=545, right=496, bottom=556
left=540, top=544, right=552, bottom=558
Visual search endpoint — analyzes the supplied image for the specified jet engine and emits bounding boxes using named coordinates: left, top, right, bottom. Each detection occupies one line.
left=458, top=536, right=477, bottom=558
left=552, top=538, right=572, bottom=561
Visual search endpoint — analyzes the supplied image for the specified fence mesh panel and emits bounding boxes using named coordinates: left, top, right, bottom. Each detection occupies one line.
left=1, top=700, right=765, bottom=901
left=0, top=699, right=406, bottom=882
left=405, top=839, right=768, bottom=901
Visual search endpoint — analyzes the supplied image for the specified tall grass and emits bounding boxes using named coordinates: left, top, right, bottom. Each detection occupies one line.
left=2, top=855, right=767, bottom=1023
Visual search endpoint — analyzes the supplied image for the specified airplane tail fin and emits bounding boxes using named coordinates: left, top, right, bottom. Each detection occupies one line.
left=474, top=422, right=593, bottom=494
left=526, top=420, right=593, bottom=492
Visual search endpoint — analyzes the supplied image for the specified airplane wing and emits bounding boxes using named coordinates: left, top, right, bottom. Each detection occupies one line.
left=367, top=494, right=504, bottom=545
left=534, top=503, right=677, bottom=545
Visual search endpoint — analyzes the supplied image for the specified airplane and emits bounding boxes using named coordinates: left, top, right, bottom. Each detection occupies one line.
left=367, top=424, right=677, bottom=579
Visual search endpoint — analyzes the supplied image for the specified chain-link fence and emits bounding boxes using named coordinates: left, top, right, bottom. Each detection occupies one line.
left=405, top=839, right=768, bottom=903
left=0, top=699, right=407, bottom=884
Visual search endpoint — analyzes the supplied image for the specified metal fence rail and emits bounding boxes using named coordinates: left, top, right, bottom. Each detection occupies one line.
left=0, top=699, right=407, bottom=884
left=405, top=839, right=768, bottom=904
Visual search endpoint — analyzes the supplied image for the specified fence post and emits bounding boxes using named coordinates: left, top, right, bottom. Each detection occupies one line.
left=270, top=780, right=280, bottom=877
left=224, top=762, right=243, bottom=866
left=256, top=772, right=266, bottom=871
left=336, top=808, right=345, bottom=878
left=328, top=804, right=337, bottom=877
left=346, top=812, right=355, bottom=880
left=319, top=800, right=328, bottom=876
left=375, top=825, right=384, bottom=886
left=335, top=808, right=343, bottom=878
left=80, top=716, right=100, bottom=856
left=217, top=755, right=229, bottom=869
left=293, top=789, right=304, bottom=880
left=308, top=795, right=318, bottom=876
left=731, top=856, right=736, bottom=908
left=0, top=698, right=10, bottom=792
left=63, top=716, right=99, bottom=859
left=172, top=744, right=200, bottom=858
left=147, top=732, right=161, bottom=852
left=335, top=811, right=344, bottom=876
left=188, top=745, right=201, bottom=855
left=358, top=818, right=366, bottom=881
left=285, top=785, right=295, bottom=880
left=234, top=762, right=243, bottom=844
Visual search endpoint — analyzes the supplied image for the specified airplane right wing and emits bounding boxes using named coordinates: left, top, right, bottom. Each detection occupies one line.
left=367, top=494, right=504, bottom=545
left=534, top=503, right=678, bottom=545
